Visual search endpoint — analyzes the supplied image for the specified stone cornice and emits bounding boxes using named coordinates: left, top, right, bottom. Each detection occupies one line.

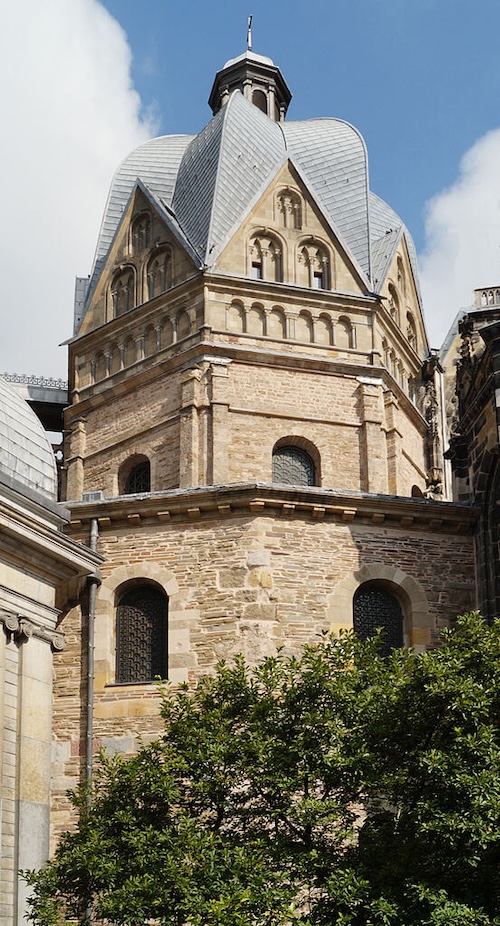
left=0, top=497, right=103, bottom=579
left=205, top=271, right=379, bottom=311
left=66, top=482, right=478, bottom=536
left=66, top=334, right=427, bottom=433
left=68, top=274, right=203, bottom=349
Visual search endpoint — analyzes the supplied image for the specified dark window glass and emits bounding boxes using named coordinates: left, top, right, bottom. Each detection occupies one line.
left=353, top=585, right=404, bottom=656
left=124, top=460, right=150, bottom=494
left=116, top=586, right=168, bottom=683
left=272, top=446, right=315, bottom=486
left=251, top=261, right=263, bottom=279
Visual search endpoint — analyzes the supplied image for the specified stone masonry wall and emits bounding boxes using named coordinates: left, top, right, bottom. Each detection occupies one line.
left=67, top=357, right=428, bottom=501
left=52, top=507, right=475, bottom=845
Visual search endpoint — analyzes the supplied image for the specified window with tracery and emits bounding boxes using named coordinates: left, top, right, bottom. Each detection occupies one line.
left=353, top=583, right=404, bottom=656
left=131, top=213, right=151, bottom=253
left=111, top=267, right=135, bottom=317
left=116, top=585, right=168, bottom=684
left=276, top=189, right=302, bottom=229
left=248, top=234, right=282, bottom=282
left=148, top=249, right=172, bottom=300
left=272, top=445, right=315, bottom=486
left=388, top=284, right=399, bottom=324
left=119, top=457, right=151, bottom=495
left=298, top=241, right=329, bottom=290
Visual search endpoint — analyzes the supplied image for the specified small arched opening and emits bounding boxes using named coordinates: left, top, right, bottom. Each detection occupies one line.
left=353, top=582, right=404, bottom=656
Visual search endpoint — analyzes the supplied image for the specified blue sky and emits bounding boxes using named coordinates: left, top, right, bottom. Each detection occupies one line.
left=99, top=0, right=500, bottom=253
left=2, top=0, right=500, bottom=376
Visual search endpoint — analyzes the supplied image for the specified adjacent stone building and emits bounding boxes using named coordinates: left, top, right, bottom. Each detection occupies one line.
left=52, top=50, right=477, bottom=842
left=0, top=377, right=100, bottom=926
left=445, top=285, right=500, bottom=620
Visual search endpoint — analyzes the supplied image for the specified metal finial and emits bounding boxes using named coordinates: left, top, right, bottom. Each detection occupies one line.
left=247, top=15, right=253, bottom=51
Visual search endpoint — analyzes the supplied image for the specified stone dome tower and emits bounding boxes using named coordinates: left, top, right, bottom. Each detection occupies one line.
left=53, top=48, right=476, bottom=843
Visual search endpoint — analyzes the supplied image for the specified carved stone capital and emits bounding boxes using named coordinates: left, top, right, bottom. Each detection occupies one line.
left=0, top=609, right=65, bottom=650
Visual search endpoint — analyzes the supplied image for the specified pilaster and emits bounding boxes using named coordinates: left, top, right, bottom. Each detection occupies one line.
left=179, top=368, right=202, bottom=488
left=65, top=418, right=86, bottom=501
left=358, top=378, right=388, bottom=494
left=208, top=359, right=231, bottom=485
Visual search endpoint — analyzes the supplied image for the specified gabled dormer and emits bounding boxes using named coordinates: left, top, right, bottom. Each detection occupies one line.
left=77, top=185, right=200, bottom=335
left=216, top=160, right=369, bottom=296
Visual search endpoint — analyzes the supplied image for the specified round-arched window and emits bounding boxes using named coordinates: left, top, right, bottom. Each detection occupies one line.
left=272, top=446, right=315, bottom=486
left=353, top=583, right=404, bottom=655
left=124, top=460, right=151, bottom=495
left=116, top=585, right=168, bottom=684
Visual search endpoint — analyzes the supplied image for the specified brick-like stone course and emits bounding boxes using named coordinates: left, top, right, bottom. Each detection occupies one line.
left=52, top=506, right=475, bottom=844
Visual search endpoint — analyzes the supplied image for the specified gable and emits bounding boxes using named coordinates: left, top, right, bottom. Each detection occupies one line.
left=214, top=161, right=368, bottom=295
left=379, top=236, right=429, bottom=356
left=78, top=187, right=199, bottom=335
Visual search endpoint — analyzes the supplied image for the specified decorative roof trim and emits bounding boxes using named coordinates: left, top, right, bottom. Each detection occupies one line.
left=68, top=482, right=477, bottom=536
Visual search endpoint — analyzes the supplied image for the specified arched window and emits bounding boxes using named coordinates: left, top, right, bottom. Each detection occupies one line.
left=295, top=311, right=313, bottom=343
left=388, top=284, right=400, bottom=324
left=248, top=234, right=282, bottom=282
left=120, top=456, right=151, bottom=495
left=131, top=213, right=151, bottom=253
left=397, top=256, right=405, bottom=296
left=247, top=303, right=265, bottom=336
left=272, top=445, right=316, bottom=486
left=147, top=248, right=172, bottom=300
left=227, top=300, right=245, bottom=333
left=406, top=312, right=417, bottom=351
left=353, top=583, right=404, bottom=656
left=336, top=315, right=355, bottom=350
left=276, top=188, right=302, bottom=229
left=176, top=308, right=191, bottom=340
left=116, top=585, right=168, bottom=684
left=111, top=267, right=135, bottom=317
left=252, top=89, right=267, bottom=114
left=250, top=238, right=263, bottom=279
left=298, top=240, right=330, bottom=290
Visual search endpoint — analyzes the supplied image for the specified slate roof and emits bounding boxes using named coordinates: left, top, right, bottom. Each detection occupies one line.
left=0, top=377, right=57, bottom=500
left=282, top=118, right=370, bottom=278
left=82, top=86, right=421, bottom=322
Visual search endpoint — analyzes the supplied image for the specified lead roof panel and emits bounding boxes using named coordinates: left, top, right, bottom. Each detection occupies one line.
left=0, top=378, right=57, bottom=500
left=81, top=91, right=422, bottom=322
left=282, top=118, right=370, bottom=278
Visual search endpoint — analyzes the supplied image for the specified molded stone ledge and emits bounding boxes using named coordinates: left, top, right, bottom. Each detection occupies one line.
left=68, top=482, right=479, bottom=536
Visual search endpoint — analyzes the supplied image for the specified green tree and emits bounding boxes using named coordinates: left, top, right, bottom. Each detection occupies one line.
left=25, top=613, right=500, bottom=925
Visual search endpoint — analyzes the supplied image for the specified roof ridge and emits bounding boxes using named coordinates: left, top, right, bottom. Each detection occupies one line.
left=204, top=91, right=239, bottom=262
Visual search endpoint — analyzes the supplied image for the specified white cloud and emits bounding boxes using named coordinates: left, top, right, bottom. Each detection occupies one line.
left=419, top=129, right=500, bottom=348
left=0, top=0, right=156, bottom=378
